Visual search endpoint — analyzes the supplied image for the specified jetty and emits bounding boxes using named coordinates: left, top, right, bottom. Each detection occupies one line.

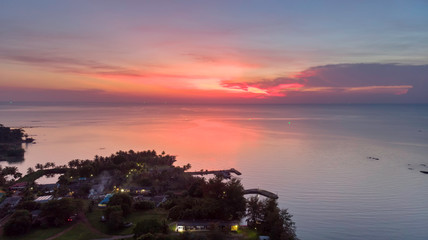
left=187, top=168, right=242, bottom=179
left=243, top=188, right=278, bottom=199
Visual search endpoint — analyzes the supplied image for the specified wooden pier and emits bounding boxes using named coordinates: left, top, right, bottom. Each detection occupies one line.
left=243, top=188, right=278, bottom=199
left=187, top=168, right=242, bottom=178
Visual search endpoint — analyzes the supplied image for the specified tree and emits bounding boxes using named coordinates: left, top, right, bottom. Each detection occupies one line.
left=0, top=166, right=22, bottom=182
left=3, top=210, right=32, bottom=236
left=133, top=219, right=163, bottom=238
left=246, top=198, right=298, bottom=240
left=35, top=163, right=44, bottom=170
left=41, top=198, right=82, bottom=226
left=246, top=196, right=263, bottom=229
left=17, top=200, right=40, bottom=211
left=108, top=193, right=133, bottom=216
left=107, top=209, right=123, bottom=231
left=223, top=178, right=246, bottom=219
left=280, top=209, right=297, bottom=240
left=44, top=162, right=55, bottom=169
left=134, top=200, right=155, bottom=211
left=27, top=167, right=35, bottom=174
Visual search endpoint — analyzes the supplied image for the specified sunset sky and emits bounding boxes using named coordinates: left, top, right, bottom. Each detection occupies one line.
left=1, top=1, right=428, bottom=103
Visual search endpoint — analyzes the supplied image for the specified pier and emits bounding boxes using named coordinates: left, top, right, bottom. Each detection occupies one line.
left=187, top=168, right=278, bottom=199
left=243, top=188, right=278, bottom=199
left=187, top=168, right=242, bottom=178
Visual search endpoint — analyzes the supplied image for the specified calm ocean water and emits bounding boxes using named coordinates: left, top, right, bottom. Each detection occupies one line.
left=1, top=103, right=428, bottom=239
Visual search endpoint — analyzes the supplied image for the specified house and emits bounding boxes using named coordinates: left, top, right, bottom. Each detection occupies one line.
left=38, top=183, right=57, bottom=194
left=9, top=182, right=28, bottom=191
left=34, top=195, right=53, bottom=203
left=98, top=193, right=113, bottom=207
left=175, top=220, right=239, bottom=232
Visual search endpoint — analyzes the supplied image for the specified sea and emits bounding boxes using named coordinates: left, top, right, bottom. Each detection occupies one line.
left=1, top=103, right=427, bottom=240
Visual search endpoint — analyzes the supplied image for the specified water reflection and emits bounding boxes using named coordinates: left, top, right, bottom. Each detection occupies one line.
left=1, top=104, right=428, bottom=240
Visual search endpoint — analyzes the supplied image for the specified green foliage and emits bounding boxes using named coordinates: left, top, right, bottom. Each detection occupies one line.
left=246, top=196, right=263, bottom=229
left=167, top=177, right=246, bottom=221
left=0, top=166, right=23, bottom=186
left=4, top=210, right=32, bottom=236
left=107, top=209, right=124, bottom=231
left=134, top=200, right=155, bottom=211
left=246, top=198, right=298, bottom=240
left=17, top=200, right=41, bottom=211
left=133, top=219, right=164, bottom=238
left=104, top=205, right=122, bottom=220
left=53, top=222, right=105, bottom=240
left=207, top=230, right=227, bottom=240
left=108, top=193, right=133, bottom=216
left=136, top=233, right=173, bottom=240
left=41, top=198, right=82, bottom=226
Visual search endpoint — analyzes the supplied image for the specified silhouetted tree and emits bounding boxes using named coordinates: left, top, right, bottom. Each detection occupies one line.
left=3, top=210, right=32, bottom=236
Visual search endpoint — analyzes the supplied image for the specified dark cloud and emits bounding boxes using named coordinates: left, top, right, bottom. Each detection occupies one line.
left=221, top=63, right=428, bottom=103
left=300, top=63, right=428, bottom=87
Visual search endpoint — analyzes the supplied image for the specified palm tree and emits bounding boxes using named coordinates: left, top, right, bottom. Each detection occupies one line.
left=35, top=163, right=44, bottom=170
left=27, top=167, right=34, bottom=174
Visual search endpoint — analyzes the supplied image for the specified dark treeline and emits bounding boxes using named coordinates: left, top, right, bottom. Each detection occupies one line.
left=0, top=124, right=24, bottom=143
left=0, top=124, right=34, bottom=163
left=60, top=150, right=189, bottom=195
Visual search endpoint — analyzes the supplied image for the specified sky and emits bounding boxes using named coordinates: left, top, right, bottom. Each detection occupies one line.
left=1, top=0, right=428, bottom=104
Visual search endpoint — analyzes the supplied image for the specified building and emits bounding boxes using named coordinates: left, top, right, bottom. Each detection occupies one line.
left=9, top=182, right=28, bottom=191
left=34, top=195, right=53, bottom=203
left=98, top=193, right=113, bottom=207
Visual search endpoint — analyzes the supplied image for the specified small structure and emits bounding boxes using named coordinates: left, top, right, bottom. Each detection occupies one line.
left=38, top=183, right=57, bottom=194
left=34, top=195, right=53, bottom=203
left=175, top=220, right=239, bottom=232
left=9, top=182, right=28, bottom=191
left=98, top=193, right=113, bottom=207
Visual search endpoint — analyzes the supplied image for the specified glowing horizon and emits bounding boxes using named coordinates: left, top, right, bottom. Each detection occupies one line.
left=1, top=1, right=428, bottom=103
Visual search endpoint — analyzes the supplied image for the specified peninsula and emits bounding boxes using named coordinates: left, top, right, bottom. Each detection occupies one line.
left=0, top=124, right=34, bottom=163
left=0, top=150, right=297, bottom=240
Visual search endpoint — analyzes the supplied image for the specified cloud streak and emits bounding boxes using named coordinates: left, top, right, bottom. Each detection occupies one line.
left=220, top=63, right=428, bottom=103
left=0, top=51, right=143, bottom=78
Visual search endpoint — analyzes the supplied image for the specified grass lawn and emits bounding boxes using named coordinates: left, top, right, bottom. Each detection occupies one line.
left=2, top=225, right=70, bottom=240
left=238, top=228, right=259, bottom=240
left=54, top=222, right=105, bottom=240
left=86, top=207, right=168, bottom=235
